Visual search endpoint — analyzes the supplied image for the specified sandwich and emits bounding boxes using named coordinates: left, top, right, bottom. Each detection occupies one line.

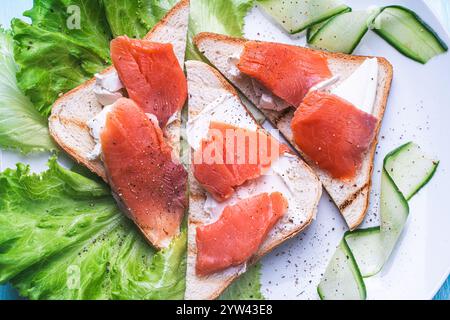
left=193, top=33, right=393, bottom=230
left=184, top=60, right=322, bottom=300
left=49, top=0, right=191, bottom=249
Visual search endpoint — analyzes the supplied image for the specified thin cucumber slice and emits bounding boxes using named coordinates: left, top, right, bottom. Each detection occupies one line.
left=306, top=7, right=352, bottom=43
left=345, top=167, right=409, bottom=280
left=384, top=142, right=439, bottom=201
left=372, top=6, right=448, bottom=64
left=317, top=239, right=366, bottom=300
left=258, top=0, right=350, bottom=34
left=308, top=8, right=380, bottom=54
left=318, top=142, right=438, bottom=300
left=349, top=144, right=433, bottom=278
left=344, top=227, right=384, bottom=278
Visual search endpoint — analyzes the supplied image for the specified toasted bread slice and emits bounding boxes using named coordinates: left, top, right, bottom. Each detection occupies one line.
left=49, top=0, right=190, bottom=181
left=194, top=33, right=393, bottom=230
left=184, top=60, right=322, bottom=300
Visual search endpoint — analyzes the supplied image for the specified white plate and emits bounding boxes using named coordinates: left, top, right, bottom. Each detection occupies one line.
left=1, top=0, right=449, bottom=300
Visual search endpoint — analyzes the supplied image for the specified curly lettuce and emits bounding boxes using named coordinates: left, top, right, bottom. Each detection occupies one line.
left=102, top=0, right=152, bottom=39
left=0, top=158, right=186, bottom=299
left=187, top=0, right=255, bottom=60
left=103, top=0, right=178, bottom=39
left=22, top=0, right=112, bottom=61
left=0, top=29, right=55, bottom=153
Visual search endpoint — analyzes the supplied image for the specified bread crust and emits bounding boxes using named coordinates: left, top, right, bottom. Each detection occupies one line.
left=146, top=0, right=190, bottom=41
left=194, top=32, right=394, bottom=230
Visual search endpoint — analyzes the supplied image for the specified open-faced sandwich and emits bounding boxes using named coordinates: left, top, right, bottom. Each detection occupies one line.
left=194, top=33, right=394, bottom=230
left=49, top=0, right=190, bottom=249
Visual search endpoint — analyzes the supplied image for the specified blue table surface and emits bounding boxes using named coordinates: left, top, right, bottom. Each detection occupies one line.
left=0, top=0, right=449, bottom=301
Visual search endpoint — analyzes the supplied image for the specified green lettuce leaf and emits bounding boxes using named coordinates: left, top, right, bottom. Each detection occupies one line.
left=187, top=0, right=255, bottom=60
left=11, top=0, right=255, bottom=114
left=219, top=264, right=264, bottom=300
left=12, top=0, right=111, bottom=116
left=0, top=158, right=186, bottom=300
left=102, top=0, right=151, bottom=39
left=103, top=0, right=178, bottom=39
left=0, top=29, right=55, bottom=153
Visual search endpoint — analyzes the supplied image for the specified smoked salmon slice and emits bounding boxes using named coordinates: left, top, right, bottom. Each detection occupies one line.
left=237, top=41, right=332, bottom=108
left=192, top=122, right=289, bottom=202
left=196, top=192, right=288, bottom=276
left=101, top=98, right=187, bottom=248
left=291, top=91, right=378, bottom=180
left=110, top=36, right=187, bottom=127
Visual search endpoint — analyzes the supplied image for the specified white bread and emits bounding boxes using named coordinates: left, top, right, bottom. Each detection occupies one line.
left=48, top=0, right=190, bottom=181
left=194, top=33, right=393, bottom=230
left=184, top=60, right=322, bottom=300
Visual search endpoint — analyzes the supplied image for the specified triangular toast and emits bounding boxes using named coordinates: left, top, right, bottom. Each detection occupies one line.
left=194, top=32, right=393, bottom=230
